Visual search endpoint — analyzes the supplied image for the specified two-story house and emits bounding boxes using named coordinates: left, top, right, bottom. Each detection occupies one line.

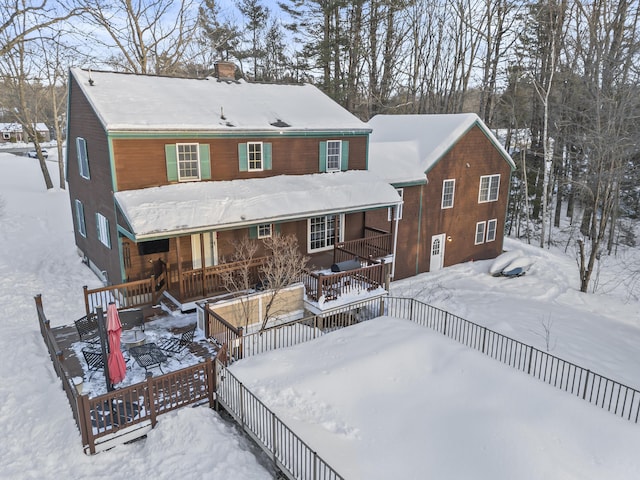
left=66, top=65, right=402, bottom=309
left=366, top=114, right=516, bottom=280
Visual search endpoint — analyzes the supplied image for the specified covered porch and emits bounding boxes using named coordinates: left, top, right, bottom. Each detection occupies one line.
left=115, top=170, right=402, bottom=309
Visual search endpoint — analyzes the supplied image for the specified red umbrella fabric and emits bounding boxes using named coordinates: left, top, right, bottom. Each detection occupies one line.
left=106, top=303, right=127, bottom=385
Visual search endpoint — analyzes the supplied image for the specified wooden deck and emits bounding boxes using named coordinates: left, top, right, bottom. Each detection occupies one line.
left=52, top=306, right=216, bottom=382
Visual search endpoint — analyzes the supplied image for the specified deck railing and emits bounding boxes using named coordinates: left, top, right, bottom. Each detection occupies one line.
left=333, top=232, right=392, bottom=264
left=35, top=295, right=82, bottom=427
left=78, top=360, right=215, bottom=454
left=206, top=308, right=244, bottom=360
left=170, top=257, right=269, bottom=303
left=83, top=274, right=164, bottom=316
left=301, top=262, right=388, bottom=302
left=36, top=294, right=216, bottom=454
left=237, top=297, right=385, bottom=360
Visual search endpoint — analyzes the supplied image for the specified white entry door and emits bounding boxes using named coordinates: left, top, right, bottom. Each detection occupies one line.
left=430, top=233, right=446, bottom=271
left=191, top=232, right=218, bottom=269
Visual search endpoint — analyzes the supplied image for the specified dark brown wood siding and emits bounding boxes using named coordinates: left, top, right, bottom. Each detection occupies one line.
left=366, top=125, right=512, bottom=280
left=67, top=75, right=122, bottom=284
left=365, top=185, right=423, bottom=280
left=112, top=135, right=368, bottom=191
left=420, top=125, right=511, bottom=271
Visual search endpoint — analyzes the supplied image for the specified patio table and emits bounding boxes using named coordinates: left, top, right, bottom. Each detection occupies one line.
left=128, top=342, right=167, bottom=374
left=122, top=330, right=146, bottom=349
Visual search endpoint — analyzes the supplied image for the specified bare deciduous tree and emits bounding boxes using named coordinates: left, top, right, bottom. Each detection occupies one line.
left=258, top=234, right=308, bottom=331
left=79, top=0, right=199, bottom=75
left=220, top=236, right=260, bottom=329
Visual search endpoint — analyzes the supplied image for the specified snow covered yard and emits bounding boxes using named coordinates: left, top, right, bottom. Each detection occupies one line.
left=229, top=316, right=640, bottom=479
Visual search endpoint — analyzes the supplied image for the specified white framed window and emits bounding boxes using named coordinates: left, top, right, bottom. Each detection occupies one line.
left=96, top=213, right=111, bottom=248
left=308, top=214, right=343, bottom=252
left=75, top=199, right=86, bottom=237
left=388, top=188, right=404, bottom=221
left=2, top=132, right=10, bottom=140
left=442, top=179, right=455, bottom=209
left=475, top=221, right=486, bottom=245
left=248, top=142, right=263, bottom=171
left=486, top=219, right=497, bottom=242
left=258, top=223, right=272, bottom=238
left=177, top=143, right=200, bottom=181
left=478, top=174, right=500, bottom=203
left=326, top=140, right=341, bottom=172
left=76, top=137, right=90, bottom=179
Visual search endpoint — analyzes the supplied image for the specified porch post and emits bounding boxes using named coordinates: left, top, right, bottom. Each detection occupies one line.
left=200, top=233, right=207, bottom=297
left=176, top=236, right=183, bottom=301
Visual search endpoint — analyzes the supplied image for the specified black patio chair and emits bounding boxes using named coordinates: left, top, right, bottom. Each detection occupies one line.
left=119, top=308, right=145, bottom=332
left=158, top=324, right=196, bottom=357
left=82, top=349, right=104, bottom=380
left=75, top=313, right=99, bottom=345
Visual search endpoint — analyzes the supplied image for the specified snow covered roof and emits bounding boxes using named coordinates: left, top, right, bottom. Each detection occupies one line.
left=115, top=170, right=402, bottom=240
left=0, top=122, right=49, bottom=132
left=367, top=114, right=516, bottom=184
left=70, top=68, right=370, bottom=133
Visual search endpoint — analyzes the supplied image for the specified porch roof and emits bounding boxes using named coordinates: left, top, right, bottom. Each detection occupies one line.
left=115, top=170, right=402, bottom=241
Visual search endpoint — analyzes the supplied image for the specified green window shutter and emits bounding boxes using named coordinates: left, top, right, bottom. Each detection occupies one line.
left=263, top=143, right=272, bottom=170
left=165, top=144, right=178, bottom=181
left=319, top=141, right=327, bottom=172
left=341, top=141, right=349, bottom=171
left=238, top=143, right=248, bottom=171
left=249, top=226, right=258, bottom=239
left=274, top=223, right=281, bottom=234
left=199, top=144, right=211, bottom=179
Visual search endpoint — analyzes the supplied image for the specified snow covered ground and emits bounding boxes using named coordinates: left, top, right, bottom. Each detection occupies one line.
left=2, top=150, right=640, bottom=478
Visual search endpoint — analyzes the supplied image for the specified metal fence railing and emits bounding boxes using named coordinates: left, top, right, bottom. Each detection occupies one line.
left=216, top=360, right=344, bottom=480
left=384, top=297, right=640, bottom=423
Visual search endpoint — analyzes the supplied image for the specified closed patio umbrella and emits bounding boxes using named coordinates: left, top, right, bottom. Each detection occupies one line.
left=106, top=303, right=127, bottom=385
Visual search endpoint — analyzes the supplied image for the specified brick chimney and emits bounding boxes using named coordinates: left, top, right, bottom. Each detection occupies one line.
left=213, top=61, right=236, bottom=80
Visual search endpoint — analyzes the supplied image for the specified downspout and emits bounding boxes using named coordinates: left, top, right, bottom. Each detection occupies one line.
left=415, top=185, right=424, bottom=275
left=391, top=204, right=399, bottom=279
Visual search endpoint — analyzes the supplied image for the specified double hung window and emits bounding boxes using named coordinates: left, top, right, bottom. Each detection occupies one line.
left=478, top=174, right=500, bottom=203
left=177, top=143, right=200, bottom=181
left=442, top=179, right=455, bottom=208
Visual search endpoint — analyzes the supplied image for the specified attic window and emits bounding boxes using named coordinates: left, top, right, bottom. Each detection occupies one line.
left=270, top=119, right=290, bottom=128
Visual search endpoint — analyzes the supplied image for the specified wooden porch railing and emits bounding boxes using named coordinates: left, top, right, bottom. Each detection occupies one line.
left=169, top=257, right=269, bottom=303
left=301, top=262, right=389, bottom=303
left=206, top=308, right=244, bottom=361
left=333, top=232, right=392, bottom=264
left=83, top=269, right=166, bottom=316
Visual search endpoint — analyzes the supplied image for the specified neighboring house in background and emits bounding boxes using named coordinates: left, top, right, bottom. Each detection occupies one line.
left=66, top=64, right=401, bottom=310
left=366, top=114, right=516, bottom=280
left=0, top=122, right=51, bottom=143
